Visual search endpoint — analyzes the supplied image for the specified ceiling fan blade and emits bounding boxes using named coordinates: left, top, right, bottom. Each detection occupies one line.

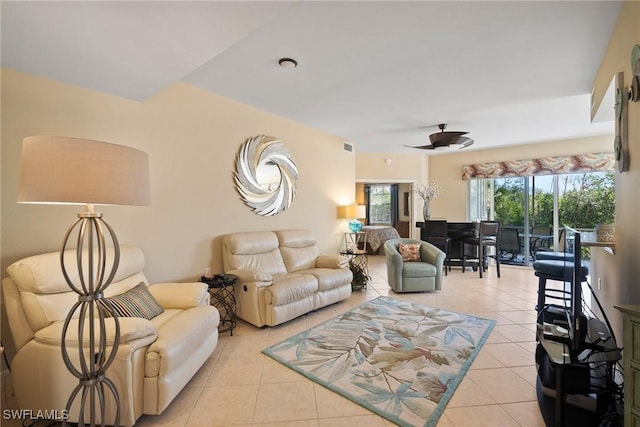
left=457, top=136, right=474, bottom=147
left=404, top=144, right=435, bottom=150
left=429, top=131, right=468, bottom=144
left=448, top=137, right=474, bottom=149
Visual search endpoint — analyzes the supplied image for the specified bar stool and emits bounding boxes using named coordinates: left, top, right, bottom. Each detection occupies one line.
left=532, top=259, right=588, bottom=326
left=423, top=220, right=451, bottom=275
left=461, top=220, right=501, bottom=278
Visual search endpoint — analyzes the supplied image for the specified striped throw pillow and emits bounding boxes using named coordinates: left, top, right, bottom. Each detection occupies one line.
left=105, top=282, right=164, bottom=320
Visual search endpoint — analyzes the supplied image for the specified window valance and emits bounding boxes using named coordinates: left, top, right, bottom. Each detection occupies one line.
left=461, top=152, right=614, bottom=180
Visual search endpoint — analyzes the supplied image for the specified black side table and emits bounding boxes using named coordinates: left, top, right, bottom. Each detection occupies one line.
left=200, top=274, right=238, bottom=335
left=340, top=249, right=369, bottom=290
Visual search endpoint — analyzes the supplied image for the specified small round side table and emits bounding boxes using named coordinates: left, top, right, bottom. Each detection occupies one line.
left=200, top=274, right=238, bottom=335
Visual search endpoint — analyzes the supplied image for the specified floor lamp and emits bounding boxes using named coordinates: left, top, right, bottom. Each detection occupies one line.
left=17, top=136, right=150, bottom=427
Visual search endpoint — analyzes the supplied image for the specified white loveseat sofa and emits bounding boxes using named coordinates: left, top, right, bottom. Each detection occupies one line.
left=222, top=229, right=353, bottom=327
left=2, top=245, right=219, bottom=426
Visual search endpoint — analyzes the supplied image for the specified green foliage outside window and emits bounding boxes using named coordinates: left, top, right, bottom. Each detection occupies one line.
left=493, top=172, right=615, bottom=229
left=369, top=185, right=391, bottom=224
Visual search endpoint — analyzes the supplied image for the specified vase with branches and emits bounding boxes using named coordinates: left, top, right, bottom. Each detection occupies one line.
left=415, top=180, right=440, bottom=221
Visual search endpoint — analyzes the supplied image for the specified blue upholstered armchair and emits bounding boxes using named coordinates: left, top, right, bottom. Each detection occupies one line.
left=383, top=238, right=446, bottom=293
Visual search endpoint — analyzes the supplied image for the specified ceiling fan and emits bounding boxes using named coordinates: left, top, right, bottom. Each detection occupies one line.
left=405, top=123, right=474, bottom=150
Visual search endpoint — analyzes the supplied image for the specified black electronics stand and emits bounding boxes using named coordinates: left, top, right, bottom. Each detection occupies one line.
left=536, top=313, right=621, bottom=427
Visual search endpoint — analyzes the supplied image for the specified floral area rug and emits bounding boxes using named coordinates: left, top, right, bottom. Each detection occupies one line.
left=263, top=296, right=496, bottom=427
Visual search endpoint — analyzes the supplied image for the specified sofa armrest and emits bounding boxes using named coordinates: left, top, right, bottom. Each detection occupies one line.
left=226, top=268, right=273, bottom=286
left=34, top=317, right=158, bottom=349
left=419, top=241, right=446, bottom=266
left=383, top=243, right=403, bottom=289
left=148, top=282, right=210, bottom=309
left=316, top=255, right=349, bottom=269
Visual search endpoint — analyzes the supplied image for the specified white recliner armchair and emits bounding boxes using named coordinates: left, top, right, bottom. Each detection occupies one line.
left=2, top=245, right=220, bottom=426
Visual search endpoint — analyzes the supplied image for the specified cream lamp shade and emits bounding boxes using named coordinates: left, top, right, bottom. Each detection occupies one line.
left=338, top=204, right=366, bottom=219
left=338, top=204, right=366, bottom=233
left=353, top=205, right=366, bottom=219
left=18, top=135, right=150, bottom=206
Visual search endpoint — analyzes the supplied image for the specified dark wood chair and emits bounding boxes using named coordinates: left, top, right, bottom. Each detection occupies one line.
left=423, top=220, right=451, bottom=275
left=461, top=221, right=501, bottom=278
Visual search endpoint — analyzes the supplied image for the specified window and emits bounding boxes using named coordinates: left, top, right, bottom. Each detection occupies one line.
left=368, top=185, right=392, bottom=225
left=464, top=152, right=615, bottom=265
left=468, top=172, right=615, bottom=265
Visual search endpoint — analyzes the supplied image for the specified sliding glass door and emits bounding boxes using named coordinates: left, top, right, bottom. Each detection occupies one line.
left=469, top=172, right=614, bottom=266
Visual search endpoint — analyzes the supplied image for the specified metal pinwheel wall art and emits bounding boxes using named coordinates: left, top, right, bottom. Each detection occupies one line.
left=233, top=135, right=298, bottom=216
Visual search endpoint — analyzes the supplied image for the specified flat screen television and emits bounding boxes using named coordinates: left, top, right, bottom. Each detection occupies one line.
left=563, top=226, right=587, bottom=360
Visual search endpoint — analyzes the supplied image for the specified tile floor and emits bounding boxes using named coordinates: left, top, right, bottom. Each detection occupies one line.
left=3, top=256, right=548, bottom=426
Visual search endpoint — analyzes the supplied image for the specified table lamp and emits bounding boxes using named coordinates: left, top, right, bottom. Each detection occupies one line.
left=346, top=205, right=366, bottom=233
left=18, top=136, right=150, bottom=426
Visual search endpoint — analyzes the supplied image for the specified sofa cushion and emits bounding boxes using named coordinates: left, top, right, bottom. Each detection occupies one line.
left=298, top=268, right=353, bottom=292
left=8, top=246, right=148, bottom=333
left=106, top=282, right=164, bottom=320
left=402, top=261, right=437, bottom=278
left=222, top=231, right=288, bottom=276
left=265, top=274, right=318, bottom=306
left=7, top=245, right=145, bottom=295
left=276, top=229, right=320, bottom=272
left=34, top=317, right=157, bottom=346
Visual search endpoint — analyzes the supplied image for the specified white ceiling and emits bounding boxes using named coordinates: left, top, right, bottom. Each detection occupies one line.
left=1, top=1, right=622, bottom=154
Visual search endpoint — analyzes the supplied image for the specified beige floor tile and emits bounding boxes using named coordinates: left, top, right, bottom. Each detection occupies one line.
left=261, top=355, right=307, bottom=383
left=313, top=383, right=371, bottom=418
left=510, top=365, right=540, bottom=388
left=482, top=342, right=536, bottom=367
left=500, top=299, right=538, bottom=311
left=187, top=384, right=259, bottom=426
left=484, top=329, right=512, bottom=344
left=268, top=319, right=315, bottom=345
left=207, top=355, right=265, bottom=386
left=446, top=376, right=495, bottom=408
left=136, top=385, right=203, bottom=427
left=468, top=350, right=504, bottom=370
left=444, top=405, right=520, bottom=427
left=476, top=312, right=515, bottom=325
left=318, top=415, right=388, bottom=427
left=498, top=310, right=538, bottom=324
left=185, top=355, right=218, bottom=388
left=255, top=421, right=319, bottom=427
left=501, top=401, right=547, bottom=426
left=517, top=340, right=539, bottom=355
left=253, top=381, right=318, bottom=423
left=434, top=413, right=454, bottom=426
left=492, top=324, right=536, bottom=342
left=220, top=328, right=270, bottom=358
left=467, top=368, right=537, bottom=404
